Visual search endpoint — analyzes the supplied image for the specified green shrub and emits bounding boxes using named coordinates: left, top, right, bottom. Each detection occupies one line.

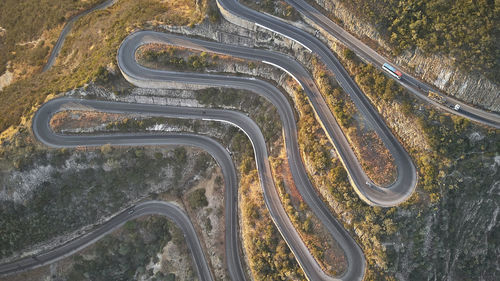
left=187, top=188, right=208, bottom=209
left=336, top=0, right=498, bottom=82
left=343, top=48, right=356, bottom=61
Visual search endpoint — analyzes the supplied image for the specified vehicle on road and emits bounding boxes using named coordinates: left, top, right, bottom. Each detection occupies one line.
left=428, top=91, right=446, bottom=104
left=429, top=91, right=461, bottom=112
left=382, top=63, right=402, bottom=80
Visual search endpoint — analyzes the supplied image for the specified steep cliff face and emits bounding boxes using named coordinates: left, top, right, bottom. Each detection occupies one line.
left=391, top=153, right=499, bottom=281
left=311, top=0, right=500, bottom=112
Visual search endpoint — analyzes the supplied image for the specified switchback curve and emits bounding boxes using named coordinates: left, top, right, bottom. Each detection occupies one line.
left=0, top=200, right=212, bottom=281
left=118, top=30, right=369, bottom=280
left=120, top=30, right=417, bottom=207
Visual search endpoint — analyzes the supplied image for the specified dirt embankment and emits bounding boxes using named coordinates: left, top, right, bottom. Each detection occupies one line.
left=50, top=110, right=133, bottom=133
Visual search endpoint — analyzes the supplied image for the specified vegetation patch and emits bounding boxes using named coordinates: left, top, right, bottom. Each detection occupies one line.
left=64, top=216, right=181, bottom=280
left=138, top=44, right=214, bottom=71
left=136, top=43, right=254, bottom=73
left=310, top=56, right=397, bottom=186
left=270, top=148, right=348, bottom=276
left=315, top=45, right=500, bottom=280
left=240, top=167, right=305, bottom=280
left=0, top=0, right=105, bottom=77
left=284, top=78, right=400, bottom=279
left=50, top=110, right=134, bottom=133
left=0, top=0, right=206, bottom=135
left=313, top=0, right=498, bottom=83
left=186, top=188, right=209, bottom=209
left=240, top=0, right=300, bottom=21
left=0, top=128, right=209, bottom=259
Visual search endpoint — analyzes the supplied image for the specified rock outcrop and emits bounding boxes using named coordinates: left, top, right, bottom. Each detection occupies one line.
left=311, top=0, right=500, bottom=112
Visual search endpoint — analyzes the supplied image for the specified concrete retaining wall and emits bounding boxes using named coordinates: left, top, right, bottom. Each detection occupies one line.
left=216, top=0, right=255, bottom=31
left=120, top=70, right=210, bottom=91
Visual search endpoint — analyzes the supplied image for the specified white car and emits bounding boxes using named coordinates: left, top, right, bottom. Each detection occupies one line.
left=454, top=104, right=461, bottom=111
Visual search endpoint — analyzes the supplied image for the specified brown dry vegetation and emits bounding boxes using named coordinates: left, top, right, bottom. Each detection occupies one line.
left=311, top=57, right=396, bottom=186
left=270, top=148, right=348, bottom=276
left=0, top=0, right=105, bottom=79
left=240, top=0, right=300, bottom=21
left=348, top=127, right=397, bottom=185
left=240, top=170, right=306, bottom=281
left=285, top=76, right=395, bottom=278
left=0, top=0, right=206, bottom=135
left=49, top=110, right=132, bottom=132
left=136, top=43, right=250, bottom=72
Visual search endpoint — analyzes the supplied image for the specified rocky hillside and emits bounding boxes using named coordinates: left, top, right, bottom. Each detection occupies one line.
left=310, top=0, right=500, bottom=112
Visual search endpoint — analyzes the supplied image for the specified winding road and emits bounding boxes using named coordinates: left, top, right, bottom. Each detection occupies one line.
left=284, top=0, right=500, bottom=129
left=120, top=31, right=368, bottom=280
left=216, top=0, right=421, bottom=207
left=0, top=200, right=213, bottom=281
left=121, top=31, right=417, bottom=207
left=42, top=0, right=117, bottom=72
left=3, top=0, right=499, bottom=280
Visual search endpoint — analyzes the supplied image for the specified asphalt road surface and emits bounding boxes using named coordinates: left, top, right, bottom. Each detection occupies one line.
left=2, top=28, right=417, bottom=281
left=42, top=0, right=117, bottom=72
left=0, top=200, right=213, bottom=281
left=6, top=0, right=497, bottom=280
left=25, top=97, right=251, bottom=281
left=215, top=0, right=421, bottom=208
left=285, top=0, right=500, bottom=129
left=120, top=31, right=417, bottom=207
left=120, top=32, right=368, bottom=280
left=34, top=92, right=364, bottom=281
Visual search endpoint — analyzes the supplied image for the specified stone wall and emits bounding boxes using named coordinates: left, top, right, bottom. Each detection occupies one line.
left=216, top=0, right=256, bottom=31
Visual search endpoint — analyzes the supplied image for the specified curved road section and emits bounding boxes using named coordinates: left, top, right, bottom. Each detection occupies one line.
left=7, top=0, right=496, bottom=279
left=217, top=0, right=420, bottom=206
left=119, top=32, right=370, bottom=280
left=42, top=0, right=117, bottom=72
left=285, top=0, right=500, bottom=128
left=33, top=96, right=364, bottom=281
left=0, top=201, right=212, bottom=281
left=31, top=97, right=248, bottom=281
left=120, top=31, right=416, bottom=208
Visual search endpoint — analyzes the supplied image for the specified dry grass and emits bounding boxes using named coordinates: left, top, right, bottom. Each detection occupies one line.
left=159, top=0, right=207, bottom=26
left=136, top=43, right=249, bottom=72
left=240, top=169, right=305, bottom=280
left=347, top=125, right=397, bottom=186
left=0, top=0, right=206, bottom=136
left=49, top=110, right=131, bottom=132
left=311, top=59, right=397, bottom=186
left=270, top=148, right=348, bottom=276
left=0, top=0, right=105, bottom=79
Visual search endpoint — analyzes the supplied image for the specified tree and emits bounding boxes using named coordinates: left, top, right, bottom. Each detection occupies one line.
left=187, top=188, right=208, bottom=209
left=100, top=143, right=113, bottom=155
left=343, top=48, right=356, bottom=60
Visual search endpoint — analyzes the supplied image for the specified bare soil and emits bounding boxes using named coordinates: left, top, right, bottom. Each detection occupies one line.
left=183, top=168, right=228, bottom=280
